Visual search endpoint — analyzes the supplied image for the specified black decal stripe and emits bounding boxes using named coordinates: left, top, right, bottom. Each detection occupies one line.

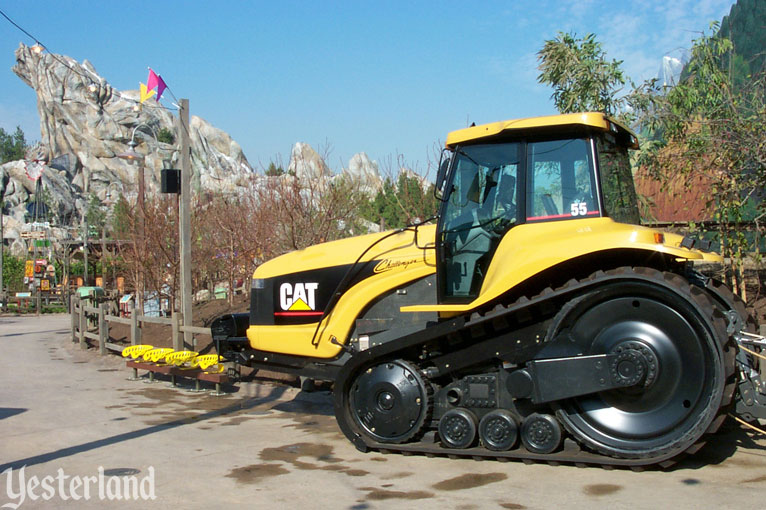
left=274, top=311, right=325, bottom=317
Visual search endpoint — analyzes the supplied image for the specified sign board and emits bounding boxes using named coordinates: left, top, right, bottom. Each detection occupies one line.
left=20, top=231, right=46, bottom=239
left=24, top=260, right=34, bottom=278
left=40, top=279, right=50, bottom=291
left=15, top=292, right=31, bottom=298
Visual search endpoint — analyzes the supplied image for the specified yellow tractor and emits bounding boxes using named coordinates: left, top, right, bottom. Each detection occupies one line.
left=213, top=112, right=765, bottom=467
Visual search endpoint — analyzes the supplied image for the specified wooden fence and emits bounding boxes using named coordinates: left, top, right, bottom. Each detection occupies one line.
left=0, top=292, right=66, bottom=314
left=69, top=295, right=212, bottom=355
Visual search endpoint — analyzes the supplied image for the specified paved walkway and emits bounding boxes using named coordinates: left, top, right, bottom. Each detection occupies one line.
left=1, top=314, right=765, bottom=509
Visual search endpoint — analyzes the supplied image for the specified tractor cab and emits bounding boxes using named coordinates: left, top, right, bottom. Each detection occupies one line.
left=434, top=113, right=641, bottom=303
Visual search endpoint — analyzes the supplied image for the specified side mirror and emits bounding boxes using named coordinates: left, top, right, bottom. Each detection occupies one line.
left=434, top=149, right=451, bottom=201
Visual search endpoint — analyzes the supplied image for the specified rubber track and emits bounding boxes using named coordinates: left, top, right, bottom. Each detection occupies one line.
left=335, top=267, right=737, bottom=469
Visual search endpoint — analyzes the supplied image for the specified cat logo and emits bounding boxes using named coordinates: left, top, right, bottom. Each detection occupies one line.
left=276, top=282, right=322, bottom=317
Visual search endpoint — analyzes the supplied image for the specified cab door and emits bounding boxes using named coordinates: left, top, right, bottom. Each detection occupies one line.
left=437, top=142, right=522, bottom=303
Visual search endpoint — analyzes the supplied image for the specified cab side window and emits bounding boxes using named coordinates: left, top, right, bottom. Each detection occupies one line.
left=526, top=139, right=599, bottom=221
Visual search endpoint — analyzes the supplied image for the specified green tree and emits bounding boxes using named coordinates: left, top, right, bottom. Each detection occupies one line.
left=86, top=193, right=107, bottom=236
left=157, top=127, right=175, bottom=145
left=361, top=173, right=438, bottom=229
left=537, top=32, right=627, bottom=115
left=1, top=252, right=26, bottom=293
left=0, top=126, right=27, bottom=164
left=265, top=162, right=284, bottom=176
left=111, top=194, right=132, bottom=239
left=632, top=26, right=766, bottom=298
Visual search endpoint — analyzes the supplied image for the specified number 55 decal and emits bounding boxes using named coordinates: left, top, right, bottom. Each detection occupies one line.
left=570, top=201, right=588, bottom=216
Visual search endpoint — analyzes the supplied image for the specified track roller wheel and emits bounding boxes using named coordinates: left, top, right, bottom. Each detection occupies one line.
left=520, top=413, right=562, bottom=454
left=552, top=270, right=730, bottom=461
left=346, top=360, right=431, bottom=444
left=439, top=408, right=478, bottom=448
left=479, top=409, right=519, bottom=451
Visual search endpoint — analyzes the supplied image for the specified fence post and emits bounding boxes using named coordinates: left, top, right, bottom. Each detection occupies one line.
left=130, top=307, right=139, bottom=346
left=78, top=300, right=86, bottom=349
left=70, top=296, right=77, bottom=343
left=172, top=312, right=181, bottom=351
left=36, top=291, right=41, bottom=316
left=98, top=303, right=107, bottom=355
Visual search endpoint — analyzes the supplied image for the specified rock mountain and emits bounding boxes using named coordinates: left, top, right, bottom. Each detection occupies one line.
left=1, top=43, right=384, bottom=256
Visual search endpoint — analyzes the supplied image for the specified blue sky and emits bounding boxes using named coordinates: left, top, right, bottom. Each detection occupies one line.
left=0, top=0, right=735, bottom=175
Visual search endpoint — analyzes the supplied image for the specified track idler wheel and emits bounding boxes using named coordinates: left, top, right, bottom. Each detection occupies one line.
left=520, top=413, right=563, bottom=454
left=439, top=408, right=478, bottom=448
left=479, top=410, right=519, bottom=451
left=347, top=360, right=431, bottom=444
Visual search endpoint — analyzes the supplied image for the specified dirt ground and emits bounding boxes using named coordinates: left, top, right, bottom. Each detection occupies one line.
left=6, top=314, right=766, bottom=509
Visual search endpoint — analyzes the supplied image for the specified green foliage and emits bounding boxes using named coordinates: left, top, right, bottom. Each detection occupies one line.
left=537, top=32, right=626, bottom=115
left=0, top=126, right=27, bottom=164
left=69, top=259, right=98, bottom=278
left=265, top=162, right=284, bottom=176
left=1, top=252, right=26, bottom=293
left=86, top=193, right=107, bottom=236
left=717, top=0, right=766, bottom=83
left=360, top=173, right=438, bottom=229
left=631, top=27, right=766, bottom=296
left=157, top=127, right=175, bottom=145
left=111, top=194, right=132, bottom=239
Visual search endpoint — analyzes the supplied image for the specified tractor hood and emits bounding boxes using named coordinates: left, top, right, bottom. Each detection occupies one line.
left=253, top=225, right=437, bottom=280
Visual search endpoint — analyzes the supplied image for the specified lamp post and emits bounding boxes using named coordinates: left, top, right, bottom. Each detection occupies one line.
left=117, top=125, right=153, bottom=314
left=178, top=99, right=193, bottom=348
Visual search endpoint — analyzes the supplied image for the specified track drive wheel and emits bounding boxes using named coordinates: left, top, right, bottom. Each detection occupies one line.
left=552, top=268, right=731, bottom=461
left=342, top=360, right=432, bottom=444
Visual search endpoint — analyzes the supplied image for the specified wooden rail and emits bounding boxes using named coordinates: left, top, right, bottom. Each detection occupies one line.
left=69, top=296, right=212, bottom=355
left=0, top=292, right=66, bottom=314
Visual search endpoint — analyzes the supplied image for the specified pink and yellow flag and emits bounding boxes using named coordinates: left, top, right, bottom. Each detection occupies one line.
left=139, top=82, right=156, bottom=103
left=146, top=68, right=167, bottom=102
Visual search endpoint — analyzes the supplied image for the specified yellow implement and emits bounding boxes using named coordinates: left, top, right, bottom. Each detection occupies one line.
left=121, top=345, right=154, bottom=359
left=165, top=350, right=198, bottom=367
left=191, top=354, right=225, bottom=373
left=143, top=348, right=175, bottom=363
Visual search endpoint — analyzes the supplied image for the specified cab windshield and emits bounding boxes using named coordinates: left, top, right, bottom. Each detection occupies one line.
left=597, top=134, right=641, bottom=224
